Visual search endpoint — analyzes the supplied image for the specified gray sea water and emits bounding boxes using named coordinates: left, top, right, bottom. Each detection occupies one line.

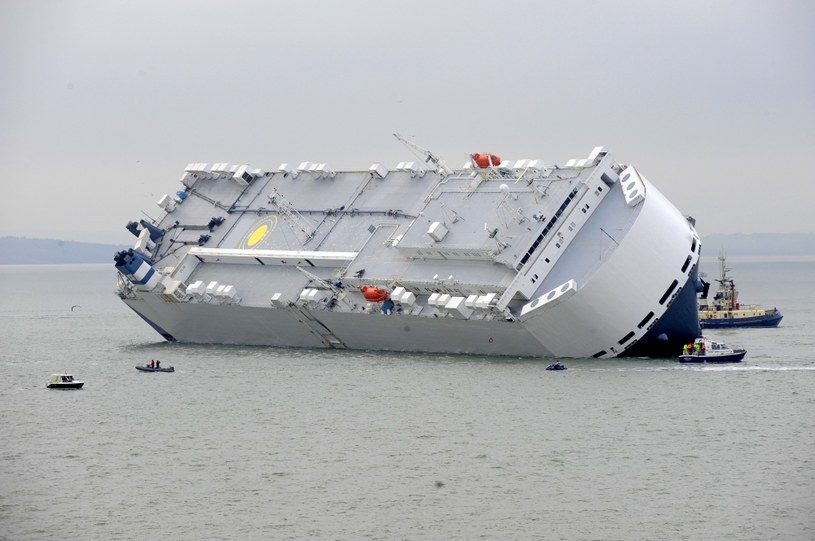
left=1, top=259, right=814, bottom=541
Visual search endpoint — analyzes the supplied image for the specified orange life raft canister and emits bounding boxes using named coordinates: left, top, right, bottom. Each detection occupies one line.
left=471, top=153, right=502, bottom=168
left=360, top=286, right=389, bottom=302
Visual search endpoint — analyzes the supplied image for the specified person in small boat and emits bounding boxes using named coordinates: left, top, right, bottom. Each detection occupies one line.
left=150, top=359, right=155, bottom=368
left=682, top=343, right=689, bottom=355
left=156, top=360, right=161, bottom=368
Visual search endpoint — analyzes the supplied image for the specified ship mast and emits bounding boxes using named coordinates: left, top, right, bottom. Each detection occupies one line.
left=716, top=252, right=737, bottom=310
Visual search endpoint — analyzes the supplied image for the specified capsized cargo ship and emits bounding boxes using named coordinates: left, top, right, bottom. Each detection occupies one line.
left=114, top=139, right=702, bottom=358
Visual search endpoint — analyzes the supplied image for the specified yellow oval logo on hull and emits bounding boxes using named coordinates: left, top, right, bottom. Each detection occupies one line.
left=247, top=224, right=268, bottom=247
left=239, top=216, right=278, bottom=249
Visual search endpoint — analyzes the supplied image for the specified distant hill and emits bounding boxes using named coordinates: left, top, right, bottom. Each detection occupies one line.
left=700, top=233, right=815, bottom=257
left=1, top=233, right=813, bottom=265
left=0, top=237, right=126, bottom=264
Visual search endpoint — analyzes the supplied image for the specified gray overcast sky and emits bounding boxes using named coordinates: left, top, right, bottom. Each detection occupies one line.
left=1, top=0, right=813, bottom=244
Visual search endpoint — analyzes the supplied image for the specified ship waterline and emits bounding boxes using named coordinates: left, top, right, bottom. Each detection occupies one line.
left=115, top=143, right=702, bottom=358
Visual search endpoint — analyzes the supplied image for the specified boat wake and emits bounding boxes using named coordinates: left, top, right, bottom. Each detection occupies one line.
left=679, top=364, right=815, bottom=372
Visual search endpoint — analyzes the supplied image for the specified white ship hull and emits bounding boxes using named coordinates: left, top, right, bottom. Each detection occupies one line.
left=115, top=144, right=702, bottom=358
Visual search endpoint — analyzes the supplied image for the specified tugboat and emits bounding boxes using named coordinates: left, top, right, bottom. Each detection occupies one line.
left=678, top=337, right=746, bottom=364
left=46, top=372, right=84, bottom=389
left=698, top=253, right=783, bottom=328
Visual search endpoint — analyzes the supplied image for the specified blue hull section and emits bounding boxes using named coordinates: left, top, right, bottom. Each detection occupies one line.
left=700, top=313, right=783, bottom=329
left=624, top=266, right=702, bottom=358
left=679, top=350, right=746, bottom=363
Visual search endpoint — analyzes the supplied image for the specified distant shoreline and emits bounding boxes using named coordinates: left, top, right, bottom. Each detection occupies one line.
left=699, top=255, right=815, bottom=263
left=0, top=237, right=126, bottom=265
left=0, top=263, right=113, bottom=269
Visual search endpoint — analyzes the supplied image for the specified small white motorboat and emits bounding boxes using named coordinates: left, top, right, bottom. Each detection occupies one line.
left=47, top=372, right=84, bottom=389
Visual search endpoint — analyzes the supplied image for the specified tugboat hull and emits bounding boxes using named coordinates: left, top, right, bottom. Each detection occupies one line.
left=700, top=312, right=783, bottom=329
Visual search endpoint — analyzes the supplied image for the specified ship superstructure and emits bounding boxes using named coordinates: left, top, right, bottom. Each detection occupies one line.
left=115, top=141, right=702, bottom=358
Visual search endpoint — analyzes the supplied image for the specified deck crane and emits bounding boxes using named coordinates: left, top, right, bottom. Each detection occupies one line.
left=393, top=133, right=453, bottom=174
left=295, top=266, right=355, bottom=309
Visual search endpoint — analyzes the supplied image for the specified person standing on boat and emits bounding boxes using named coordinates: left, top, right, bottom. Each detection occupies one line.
left=150, top=359, right=155, bottom=368
left=156, top=359, right=161, bottom=368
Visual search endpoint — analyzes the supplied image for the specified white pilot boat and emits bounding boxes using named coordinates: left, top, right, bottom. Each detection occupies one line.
left=46, top=372, right=84, bottom=389
left=678, top=337, right=746, bottom=363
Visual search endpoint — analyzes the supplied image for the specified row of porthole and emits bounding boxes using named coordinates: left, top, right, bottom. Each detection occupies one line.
left=527, top=281, right=574, bottom=310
